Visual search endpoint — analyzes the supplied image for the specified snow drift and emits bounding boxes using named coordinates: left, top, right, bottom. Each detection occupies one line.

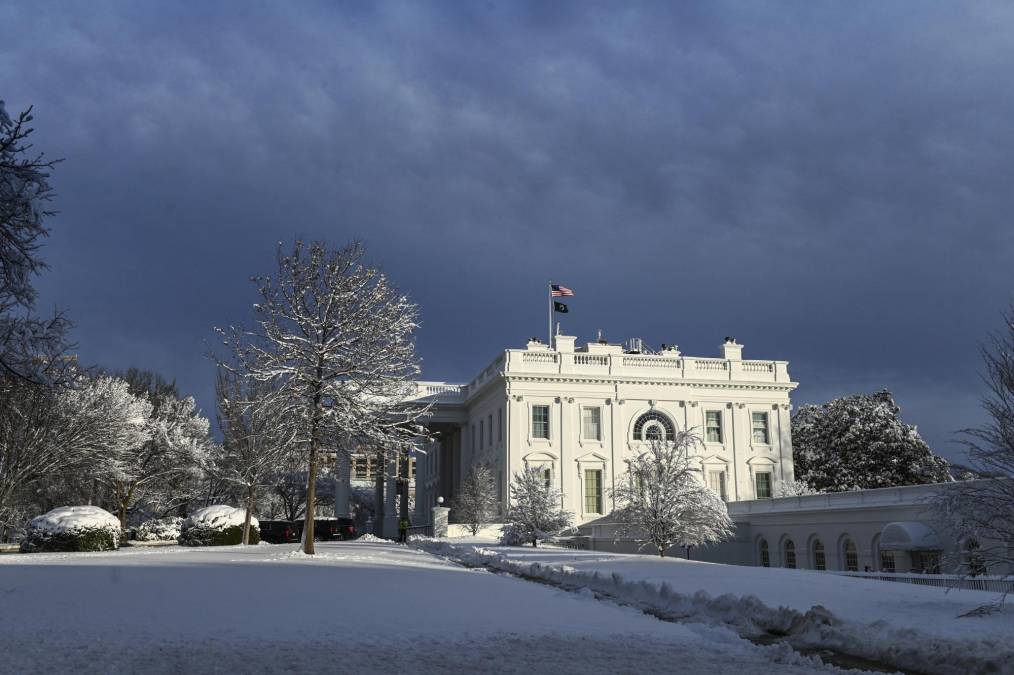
left=20, top=506, right=121, bottom=553
left=411, top=539, right=1014, bottom=675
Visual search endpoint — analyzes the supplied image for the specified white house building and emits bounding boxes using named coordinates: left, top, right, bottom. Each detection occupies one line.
left=410, top=334, right=797, bottom=525
left=335, top=331, right=1007, bottom=578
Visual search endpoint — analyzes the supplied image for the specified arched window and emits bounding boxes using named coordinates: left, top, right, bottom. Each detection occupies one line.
left=759, top=538, right=770, bottom=567
left=783, top=539, right=797, bottom=569
left=633, top=411, right=676, bottom=442
left=812, top=539, right=826, bottom=571
left=842, top=538, right=858, bottom=572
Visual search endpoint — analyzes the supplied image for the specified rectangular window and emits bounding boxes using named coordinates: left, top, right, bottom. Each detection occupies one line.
left=471, top=425, right=476, bottom=453
left=755, top=472, right=772, bottom=499
left=705, top=411, right=723, bottom=443
left=479, top=420, right=484, bottom=450
left=353, top=456, right=369, bottom=480
left=542, top=467, right=552, bottom=490
left=880, top=550, right=895, bottom=573
left=707, top=470, right=727, bottom=501
left=582, top=407, right=602, bottom=441
left=488, top=414, right=493, bottom=446
left=584, top=469, right=603, bottom=513
left=498, top=408, right=503, bottom=441
left=751, top=412, right=770, bottom=444
left=532, top=405, right=550, bottom=439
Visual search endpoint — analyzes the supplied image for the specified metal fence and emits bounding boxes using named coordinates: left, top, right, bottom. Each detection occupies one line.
left=830, top=571, right=1014, bottom=594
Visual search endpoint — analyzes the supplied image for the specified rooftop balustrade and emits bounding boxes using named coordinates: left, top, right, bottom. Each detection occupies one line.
left=410, top=344, right=793, bottom=406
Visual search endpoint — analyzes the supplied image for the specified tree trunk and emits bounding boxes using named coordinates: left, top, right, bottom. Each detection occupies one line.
left=303, top=369, right=326, bottom=554
left=243, top=484, right=255, bottom=545
left=532, top=537, right=538, bottom=548
left=303, top=445, right=318, bottom=554
left=658, top=547, right=665, bottom=558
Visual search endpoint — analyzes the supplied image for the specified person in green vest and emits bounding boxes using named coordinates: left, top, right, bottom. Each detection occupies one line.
left=398, top=518, right=410, bottom=544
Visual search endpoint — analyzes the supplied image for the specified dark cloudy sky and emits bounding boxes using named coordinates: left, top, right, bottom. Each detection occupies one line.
left=4, top=1, right=1013, bottom=461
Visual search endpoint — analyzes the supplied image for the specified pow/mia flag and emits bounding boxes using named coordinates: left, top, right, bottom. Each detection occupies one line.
left=553, top=301, right=569, bottom=313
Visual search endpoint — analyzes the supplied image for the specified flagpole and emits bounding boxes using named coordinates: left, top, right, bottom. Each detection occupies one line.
left=548, top=280, right=553, bottom=349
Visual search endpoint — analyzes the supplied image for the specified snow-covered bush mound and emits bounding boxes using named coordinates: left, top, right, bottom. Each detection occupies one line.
left=133, top=516, right=183, bottom=542
left=179, top=506, right=259, bottom=546
left=20, top=506, right=121, bottom=553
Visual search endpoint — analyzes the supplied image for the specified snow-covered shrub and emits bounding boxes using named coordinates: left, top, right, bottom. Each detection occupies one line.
left=20, top=506, right=121, bottom=553
left=133, top=516, right=183, bottom=542
left=178, top=505, right=259, bottom=546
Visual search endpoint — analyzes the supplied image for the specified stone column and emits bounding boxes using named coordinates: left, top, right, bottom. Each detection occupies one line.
left=432, top=505, right=450, bottom=537
left=334, top=455, right=351, bottom=517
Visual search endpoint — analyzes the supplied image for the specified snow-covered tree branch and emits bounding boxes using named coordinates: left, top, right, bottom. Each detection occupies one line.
left=501, top=466, right=572, bottom=547
left=792, top=390, right=950, bottom=492
left=211, top=367, right=297, bottom=544
left=0, top=101, right=70, bottom=383
left=931, top=306, right=1014, bottom=601
left=215, top=240, right=430, bottom=553
left=453, top=465, right=497, bottom=536
left=611, top=433, right=733, bottom=557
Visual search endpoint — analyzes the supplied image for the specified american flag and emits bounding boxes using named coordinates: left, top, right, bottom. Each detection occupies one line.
left=551, top=284, right=574, bottom=297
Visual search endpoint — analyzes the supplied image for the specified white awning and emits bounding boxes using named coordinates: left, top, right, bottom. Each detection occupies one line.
left=880, top=521, right=941, bottom=551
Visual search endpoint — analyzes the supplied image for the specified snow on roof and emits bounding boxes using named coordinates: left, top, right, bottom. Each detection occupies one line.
left=880, top=521, right=941, bottom=551
left=28, top=506, right=120, bottom=534
left=184, top=505, right=257, bottom=530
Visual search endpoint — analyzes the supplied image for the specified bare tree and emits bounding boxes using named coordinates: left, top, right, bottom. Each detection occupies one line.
left=611, top=433, right=733, bottom=558
left=453, top=465, right=497, bottom=536
left=217, top=241, right=429, bottom=554
left=212, top=368, right=296, bottom=544
left=0, top=101, right=70, bottom=382
left=501, top=466, right=573, bottom=547
left=931, top=306, right=1014, bottom=606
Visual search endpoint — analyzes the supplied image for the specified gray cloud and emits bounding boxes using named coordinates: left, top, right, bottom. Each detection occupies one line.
left=3, top=1, right=1013, bottom=459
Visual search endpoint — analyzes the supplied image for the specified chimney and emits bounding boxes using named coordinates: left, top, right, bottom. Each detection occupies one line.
left=721, top=337, right=743, bottom=361
left=555, top=335, right=576, bottom=354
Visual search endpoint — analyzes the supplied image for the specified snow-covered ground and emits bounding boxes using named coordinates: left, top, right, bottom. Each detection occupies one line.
left=412, top=540, right=1014, bottom=675
left=0, top=540, right=840, bottom=674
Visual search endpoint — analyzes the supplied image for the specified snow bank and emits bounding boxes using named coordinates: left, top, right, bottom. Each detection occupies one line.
left=179, top=506, right=259, bottom=546
left=412, top=539, right=1014, bottom=675
left=21, top=506, right=121, bottom=553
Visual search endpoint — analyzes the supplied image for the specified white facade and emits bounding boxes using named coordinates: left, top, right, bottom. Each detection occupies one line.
left=412, top=334, right=797, bottom=525
left=580, top=480, right=1011, bottom=577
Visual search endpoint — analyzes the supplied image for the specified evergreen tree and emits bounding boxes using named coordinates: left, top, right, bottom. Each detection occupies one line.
left=792, top=390, right=950, bottom=492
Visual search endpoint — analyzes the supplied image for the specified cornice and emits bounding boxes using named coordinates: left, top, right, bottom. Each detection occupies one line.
left=502, top=373, right=798, bottom=393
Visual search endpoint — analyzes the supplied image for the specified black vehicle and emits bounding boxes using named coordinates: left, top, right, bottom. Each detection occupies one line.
left=258, top=520, right=300, bottom=544
left=307, top=517, right=358, bottom=541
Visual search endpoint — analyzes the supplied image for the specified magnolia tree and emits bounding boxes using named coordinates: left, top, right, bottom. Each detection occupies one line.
left=0, top=101, right=70, bottom=382
left=792, top=390, right=951, bottom=492
left=775, top=479, right=818, bottom=497
left=212, top=368, right=296, bottom=544
left=217, top=241, right=430, bottom=553
left=501, top=466, right=572, bottom=547
left=931, top=307, right=1014, bottom=601
left=611, top=433, right=733, bottom=557
left=453, top=465, right=497, bottom=535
